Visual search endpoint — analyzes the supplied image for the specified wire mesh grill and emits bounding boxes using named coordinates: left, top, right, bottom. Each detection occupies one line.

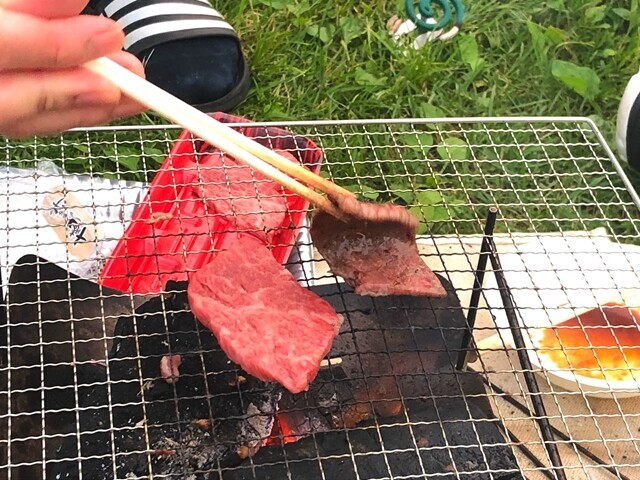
left=0, top=117, right=639, bottom=480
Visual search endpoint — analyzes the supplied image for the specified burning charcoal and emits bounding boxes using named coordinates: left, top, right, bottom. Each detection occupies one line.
left=274, top=365, right=375, bottom=434
left=222, top=279, right=521, bottom=479
left=266, top=409, right=332, bottom=446
left=8, top=261, right=518, bottom=480
left=226, top=398, right=524, bottom=480
left=335, top=402, right=373, bottom=429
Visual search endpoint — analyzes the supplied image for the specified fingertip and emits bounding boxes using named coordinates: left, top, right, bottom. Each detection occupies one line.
left=107, top=51, right=146, bottom=79
left=2, top=104, right=133, bottom=138
left=0, top=0, right=90, bottom=18
left=73, top=84, right=122, bottom=108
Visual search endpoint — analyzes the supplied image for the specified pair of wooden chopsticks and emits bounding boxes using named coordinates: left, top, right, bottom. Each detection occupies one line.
left=85, top=57, right=352, bottom=219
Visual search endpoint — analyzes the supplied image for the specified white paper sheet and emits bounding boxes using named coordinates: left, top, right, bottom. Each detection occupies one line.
left=483, top=231, right=640, bottom=347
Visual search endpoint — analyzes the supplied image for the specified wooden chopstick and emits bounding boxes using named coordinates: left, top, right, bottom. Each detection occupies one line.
left=85, top=57, right=351, bottom=219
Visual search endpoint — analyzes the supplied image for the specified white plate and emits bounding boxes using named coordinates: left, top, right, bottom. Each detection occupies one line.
left=483, top=232, right=640, bottom=398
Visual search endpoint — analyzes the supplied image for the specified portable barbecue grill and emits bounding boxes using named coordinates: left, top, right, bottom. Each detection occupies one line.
left=0, top=116, right=639, bottom=480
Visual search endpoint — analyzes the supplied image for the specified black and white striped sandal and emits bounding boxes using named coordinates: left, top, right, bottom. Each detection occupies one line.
left=83, top=0, right=251, bottom=113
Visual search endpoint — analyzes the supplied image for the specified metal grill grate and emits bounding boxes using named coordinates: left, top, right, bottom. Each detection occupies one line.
left=0, top=117, right=639, bottom=480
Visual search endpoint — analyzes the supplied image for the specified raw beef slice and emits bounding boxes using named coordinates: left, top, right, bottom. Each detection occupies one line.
left=187, top=235, right=343, bottom=394
left=194, top=150, right=299, bottom=236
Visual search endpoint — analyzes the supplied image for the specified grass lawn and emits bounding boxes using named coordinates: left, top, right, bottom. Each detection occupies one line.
left=2, top=0, right=640, bottom=241
left=230, top=0, right=638, bottom=139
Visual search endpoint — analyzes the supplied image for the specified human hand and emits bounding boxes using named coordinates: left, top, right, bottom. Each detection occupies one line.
left=0, top=0, right=147, bottom=138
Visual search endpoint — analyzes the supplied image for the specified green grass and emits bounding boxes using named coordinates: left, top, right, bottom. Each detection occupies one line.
left=2, top=0, right=640, bottom=241
left=232, top=0, right=638, bottom=134
left=14, top=0, right=640, bottom=162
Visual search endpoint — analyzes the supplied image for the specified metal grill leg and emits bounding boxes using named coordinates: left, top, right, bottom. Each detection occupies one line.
left=456, top=206, right=497, bottom=371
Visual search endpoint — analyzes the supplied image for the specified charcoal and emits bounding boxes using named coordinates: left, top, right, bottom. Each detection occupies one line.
left=223, top=398, right=524, bottom=480
left=318, top=279, right=490, bottom=414
left=1, top=255, right=146, bottom=480
left=47, top=281, right=280, bottom=480
left=223, top=279, right=522, bottom=479
left=2, top=258, right=522, bottom=480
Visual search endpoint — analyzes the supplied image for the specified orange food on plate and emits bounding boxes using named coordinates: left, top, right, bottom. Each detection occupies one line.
left=537, top=303, right=640, bottom=382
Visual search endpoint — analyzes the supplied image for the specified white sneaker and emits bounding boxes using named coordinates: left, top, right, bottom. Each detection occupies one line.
left=616, top=69, right=640, bottom=172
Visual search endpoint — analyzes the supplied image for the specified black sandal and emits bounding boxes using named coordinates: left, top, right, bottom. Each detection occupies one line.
left=84, top=0, right=252, bottom=113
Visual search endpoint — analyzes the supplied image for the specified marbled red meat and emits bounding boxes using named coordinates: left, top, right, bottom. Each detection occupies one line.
left=187, top=235, right=343, bottom=394
left=194, top=150, right=298, bottom=238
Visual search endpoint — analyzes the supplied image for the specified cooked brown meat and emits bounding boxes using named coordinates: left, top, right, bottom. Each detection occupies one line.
left=146, top=212, right=174, bottom=224
left=160, top=354, right=182, bottom=384
left=310, top=194, right=446, bottom=298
